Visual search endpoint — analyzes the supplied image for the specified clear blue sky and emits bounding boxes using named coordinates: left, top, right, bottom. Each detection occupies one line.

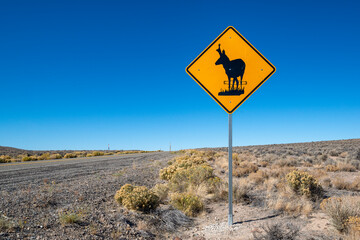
left=0, top=0, right=359, bottom=151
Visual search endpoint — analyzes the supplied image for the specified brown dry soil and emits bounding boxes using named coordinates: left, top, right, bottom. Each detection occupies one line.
left=0, top=152, right=190, bottom=239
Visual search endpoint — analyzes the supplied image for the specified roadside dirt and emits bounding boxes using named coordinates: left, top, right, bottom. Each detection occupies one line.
left=1, top=139, right=360, bottom=239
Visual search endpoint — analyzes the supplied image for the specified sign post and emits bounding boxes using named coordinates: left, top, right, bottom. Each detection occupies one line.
left=228, top=113, right=233, bottom=225
left=186, top=26, right=275, bottom=225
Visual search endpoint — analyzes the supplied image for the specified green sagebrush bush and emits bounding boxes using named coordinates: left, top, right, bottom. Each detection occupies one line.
left=169, top=164, right=219, bottom=193
left=170, top=192, right=204, bottom=217
left=114, top=184, right=159, bottom=213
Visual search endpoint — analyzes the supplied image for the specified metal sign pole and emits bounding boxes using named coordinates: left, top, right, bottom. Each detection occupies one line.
left=228, top=113, right=233, bottom=225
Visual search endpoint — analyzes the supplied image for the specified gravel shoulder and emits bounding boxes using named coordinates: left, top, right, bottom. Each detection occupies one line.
left=0, top=152, right=184, bottom=239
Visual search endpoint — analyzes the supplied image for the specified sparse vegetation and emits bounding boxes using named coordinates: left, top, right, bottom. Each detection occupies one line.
left=58, top=210, right=82, bottom=225
left=320, top=196, right=360, bottom=232
left=0, top=215, right=14, bottom=231
left=252, top=222, right=300, bottom=240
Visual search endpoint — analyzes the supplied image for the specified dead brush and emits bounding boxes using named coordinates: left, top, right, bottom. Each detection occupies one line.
left=233, top=161, right=258, bottom=177
left=332, top=177, right=350, bottom=190
left=252, top=222, right=300, bottom=240
left=268, top=166, right=296, bottom=179
left=267, top=180, right=313, bottom=216
left=248, top=170, right=269, bottom=185
left=233, top=178, right=252, bottom=204
left=273, top=156, right=298, bottom=167
left=152, top=183, right=169, bottom=203
left=332, top=177, right=360, bottom=191
left=337, top=163, right=356, bottom=172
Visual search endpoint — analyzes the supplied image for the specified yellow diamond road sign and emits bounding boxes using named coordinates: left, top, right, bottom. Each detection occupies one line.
left=186, top=26, right=276, bottom=114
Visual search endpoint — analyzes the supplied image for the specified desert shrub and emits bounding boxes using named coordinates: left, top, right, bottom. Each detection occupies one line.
left=356, top=150, right=360, bottom=160
left=332, top=177, right=350, bottom=190
left=169, top=164, right=217, bottom=193
left=347, top=216, right=360, bottom=239
left=330, top=150, right=340, bottom=157
left=349, top=160, right=360, bottom=170
left=58, top=210, right=82, bottom=225
left=233, top=161, right=258, bottom=177
left=159, top=150, right=210, bottom=181
left=211, top=181, right=228, bottom=201
left=248, top=170, right=269, bottom=185
left=92, top=151, right=104, bottom=156
left=268, top=167, right=296, bottom=179
left=0, top=215, right=14, bottom=231
left=337, top=163, right=356, bottom=172
left=0, top=155, right=12, bottom=163
left=38, top=153, right=50, bottom=160
left=233, top=178, right=251, bottom=204
left=320, top=196, right=360, bottom=232
left=252, top=222, right=300, bottom=240
left=274, top=157, right=298, bottom=167
left=325, top=165, right=339, bottom=172
left=332, top=177, right=360, bottom=191
left=267, top=180, right=313, bottom=216
left=319, top=177, right=332, bottom=188
left=114, top=184, right=159, bottom=212
left=64, top=153, right=77, bottom=158
left=22, top=155, right=38, bottom=161
left=170, top=193, right=204, bottom=217
left=114, top=184, right=134, bottom=205
left=259, top=161, right=269, bottom=167
left=286, top=170, right=323, bottom=200
left=317, top=154, right=328, bottom=162
left=49, top=153, right=62, bottom=159
left=350, top=177, right=360, bottom=191
left=152, top=183, right=169, bottom=203
left=74, top=151, right=86, bottom=157
left=160, top=165, right=178, bottom=181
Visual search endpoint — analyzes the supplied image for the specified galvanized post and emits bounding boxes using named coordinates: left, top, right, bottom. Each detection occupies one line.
left=228, top=113, right=233, bottom=225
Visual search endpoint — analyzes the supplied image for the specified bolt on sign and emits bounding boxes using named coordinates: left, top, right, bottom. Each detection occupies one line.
left=186, top=26, right=276, bottom=114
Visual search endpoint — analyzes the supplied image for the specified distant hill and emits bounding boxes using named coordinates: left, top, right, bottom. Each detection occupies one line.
left=0, top=146, right=132, bottom=158
left=199, top=138, right=360, bottom=160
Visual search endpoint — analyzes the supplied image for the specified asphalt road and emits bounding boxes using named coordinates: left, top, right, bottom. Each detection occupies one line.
left=0, top=152, right=173, bottom=191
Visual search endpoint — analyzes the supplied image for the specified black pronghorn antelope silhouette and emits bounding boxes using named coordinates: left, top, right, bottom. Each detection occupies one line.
left=215, top=44, right=246, bottom=96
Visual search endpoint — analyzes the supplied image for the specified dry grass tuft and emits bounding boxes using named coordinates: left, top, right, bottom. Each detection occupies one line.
left=152, top=183, right=169, bottom=203
left=320, top=196, right=360, bottom=232
left=337, top=163, right=357, bottom=172
left=58, top=210, right=82, bottom=225
left=233, top=161, right=258, bottom=177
